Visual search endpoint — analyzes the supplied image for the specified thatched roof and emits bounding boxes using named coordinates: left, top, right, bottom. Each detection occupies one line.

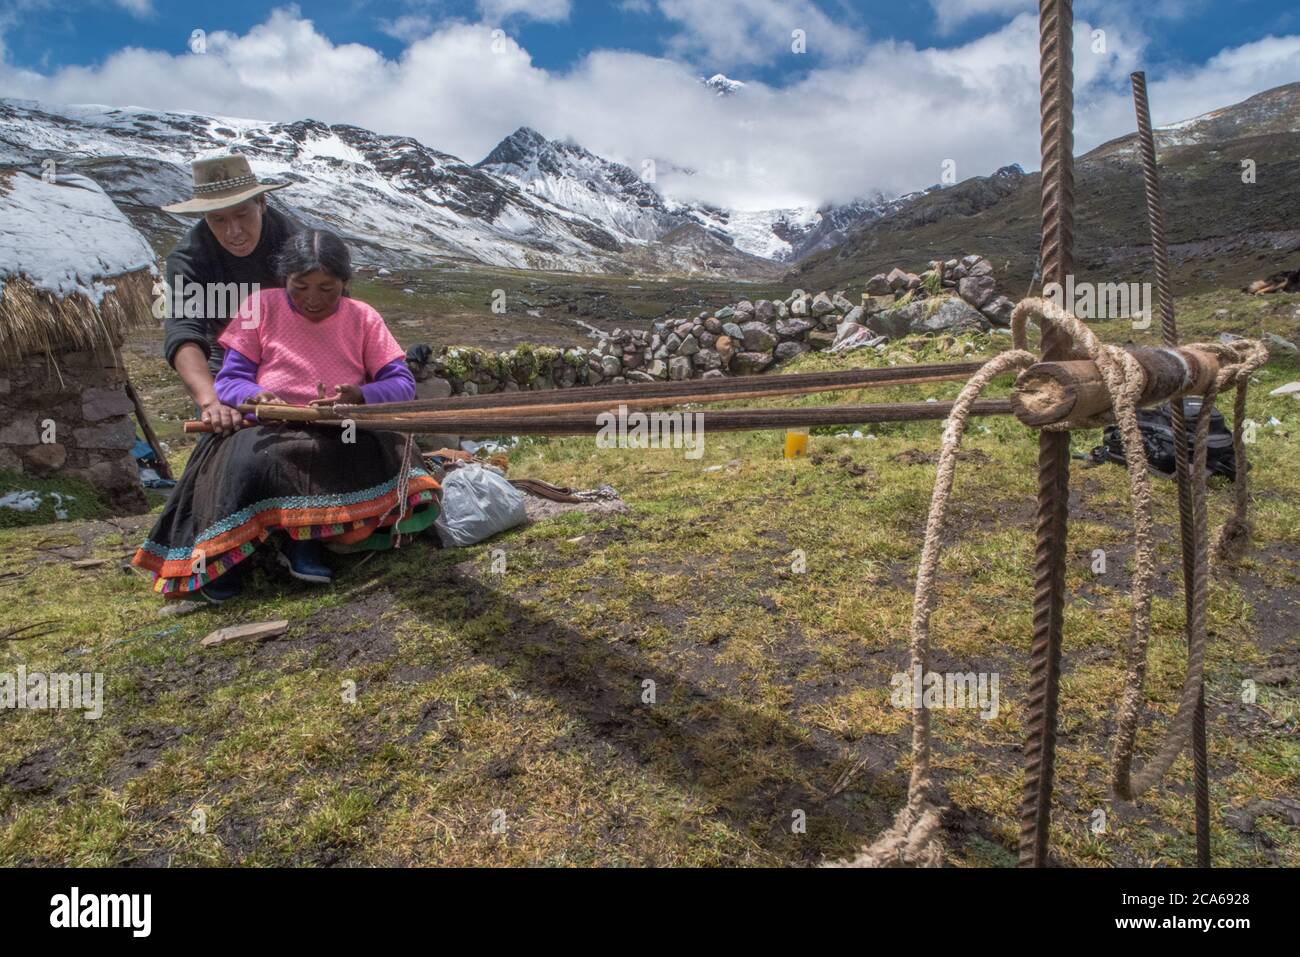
left=0, top=167, right=158, bottom=366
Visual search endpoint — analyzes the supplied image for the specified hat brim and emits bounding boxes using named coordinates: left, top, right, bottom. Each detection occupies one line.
left=161, top=181, right=288, bottom=215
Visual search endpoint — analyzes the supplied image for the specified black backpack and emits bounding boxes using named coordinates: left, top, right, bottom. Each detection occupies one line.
left=1092, top=397, right=1238, bottom=481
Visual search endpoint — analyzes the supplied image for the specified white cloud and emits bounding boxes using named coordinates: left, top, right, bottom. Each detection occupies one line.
left=476, top=0, right=571, bottom=23
left=657, top=0, right=864, bottom=66
left=115, top=0, right=155, bottom=16
left=929, top=0, right=1031, bottom=33
left=1, top=7, right=1295, bottom=212
left=378, top=14, right=436, bottom=43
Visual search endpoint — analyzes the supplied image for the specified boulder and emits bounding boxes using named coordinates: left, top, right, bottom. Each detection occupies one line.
left=958, top=274, right=996, bottom=309
left=731, top=351, right=773, bottom=375
left=755, top=299, right=776, bottom=322
left=734, top=300, right=755, bottom=321
left=832, top=291, right=855, bottom=312
left=722, top=322, right=745, bottom=341
left=866, top=273, right=892, bottom=295
left=775, top=318, right=814, bottom=339
left=600, top=355, right=622, bottom=377
left=693, top=349, right=723, bottom=371
left=867, top=300, right=926, bottom=339
left=715, top=334, right=735, bottom=362
left=714, top=305, right=735, bottom=320
left=807, top=330, right=837, bottom=351
left=981, top=295, right=1015, bottom=328
left=775, top=341, right=810, bottom=362
left=668, top=356, right=693, bottom=381
left=740, top=321, right=777, bottom=352
left=966, top=257, right=994, bottom=277
left=887, top=267, right=911, bottom=291
left=862, top=294, right=895, bottom=314
left=1263, top=332, right=1298, bottom=358
left=775, top=300, right=789, bottom=319
left=914, top=297, right=989, bottom=334
left=810, top=292, right=836, bottom=317
left=676, top=335, right=700, bottom=356
left=704, top=316, right=723, bottom=335
left=647, top=359, right=668, bottom=379
left=415, top=375, right=453, bottom=400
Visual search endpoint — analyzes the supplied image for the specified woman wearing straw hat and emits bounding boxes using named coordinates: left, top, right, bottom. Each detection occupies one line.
left=161, top=154, right=298, bottom=435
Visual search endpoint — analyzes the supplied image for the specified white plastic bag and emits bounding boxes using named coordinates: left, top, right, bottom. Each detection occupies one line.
left=434, top=464, right=528, bottom=547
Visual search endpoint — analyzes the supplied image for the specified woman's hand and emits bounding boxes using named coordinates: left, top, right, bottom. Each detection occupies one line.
left=200, top=397, right=245, bottom=435
left=309, top=382, right=365, bottom=407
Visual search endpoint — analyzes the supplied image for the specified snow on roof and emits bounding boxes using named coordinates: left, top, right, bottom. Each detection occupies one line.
left=0, top=168, right=157, bottom=304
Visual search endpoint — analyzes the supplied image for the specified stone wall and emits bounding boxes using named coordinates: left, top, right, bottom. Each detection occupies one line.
left=0, top=345, right=146, bottom=514
left=409, top=254, right=1013, bottom=398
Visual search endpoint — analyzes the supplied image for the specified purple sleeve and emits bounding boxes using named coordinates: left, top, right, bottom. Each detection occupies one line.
left=214, top=348, right=264, bottom=408
left=360, top=358, right=416, bottom=406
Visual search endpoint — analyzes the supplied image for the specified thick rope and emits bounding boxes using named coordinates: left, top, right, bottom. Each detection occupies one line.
left=826, top=348, right=1035, bottom=868
left=831, top=297, right=1267, bottom=865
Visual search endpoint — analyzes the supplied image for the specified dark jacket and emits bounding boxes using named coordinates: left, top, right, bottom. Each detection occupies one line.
left=162, top=205, right=297, bottom=374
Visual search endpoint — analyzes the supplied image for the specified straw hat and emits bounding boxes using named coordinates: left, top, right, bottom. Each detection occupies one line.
left=161, top=154, right=287, bottom=214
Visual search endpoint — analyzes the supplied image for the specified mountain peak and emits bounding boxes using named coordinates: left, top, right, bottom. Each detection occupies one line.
left=478, top=126, right=552, bottom=167
left=704, top=74, right=745, bottom=97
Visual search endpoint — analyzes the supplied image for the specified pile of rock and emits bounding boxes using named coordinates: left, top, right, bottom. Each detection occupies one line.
left=619, top=254, right=1012, bottom=382
left=409, top=254, right=1012, bottom=397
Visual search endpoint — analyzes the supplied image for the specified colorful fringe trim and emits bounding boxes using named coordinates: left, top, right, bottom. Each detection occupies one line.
left=133, top=481, right=439, bottom=596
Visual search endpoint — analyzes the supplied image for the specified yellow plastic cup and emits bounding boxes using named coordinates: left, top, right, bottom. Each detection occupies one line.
left=784, top=427, right=809, bottom=458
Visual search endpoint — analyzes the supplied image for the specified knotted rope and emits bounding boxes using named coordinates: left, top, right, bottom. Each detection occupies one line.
left=830, top=297, right=1266, bottom=866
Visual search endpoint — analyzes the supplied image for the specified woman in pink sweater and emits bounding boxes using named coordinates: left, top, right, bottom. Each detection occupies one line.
left=134, top=230, right=441, bottom=603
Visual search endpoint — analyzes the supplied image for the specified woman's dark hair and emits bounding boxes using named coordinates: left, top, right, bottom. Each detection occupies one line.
left=274, top=229, right=353, bottom=286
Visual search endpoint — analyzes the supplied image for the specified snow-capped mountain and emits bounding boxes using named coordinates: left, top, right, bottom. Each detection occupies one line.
left=0, top=98, right=643, bottom=272
left=704, top=74, right=746, bottom=97
left=475, top=126, right=681, bottom=243
left=476, top=124, right=902, bottom=262
left=0, top=96, right=897, bottom=275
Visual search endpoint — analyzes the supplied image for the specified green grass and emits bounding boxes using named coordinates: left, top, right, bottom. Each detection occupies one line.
left=0, top=289, right=1297, bottom=866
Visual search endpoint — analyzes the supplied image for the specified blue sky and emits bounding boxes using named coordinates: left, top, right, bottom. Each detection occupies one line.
left=6, top=0, right=1294, bottom=78
left=2, top=1, right=1297, bottom=208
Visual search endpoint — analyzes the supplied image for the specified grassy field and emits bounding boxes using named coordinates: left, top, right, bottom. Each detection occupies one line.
left=0, top=288, right=1297, bottom=866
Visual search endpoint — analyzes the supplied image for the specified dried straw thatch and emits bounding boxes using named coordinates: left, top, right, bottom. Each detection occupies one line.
left=0, top=268, right=156, bottom=367
left=0, top=167, right=158, bottom=367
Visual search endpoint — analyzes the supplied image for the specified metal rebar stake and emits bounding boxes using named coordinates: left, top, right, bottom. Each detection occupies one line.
left=1131, top=70, right=1212, bottom=867
left=1020, top=0, right=1075, bottom=868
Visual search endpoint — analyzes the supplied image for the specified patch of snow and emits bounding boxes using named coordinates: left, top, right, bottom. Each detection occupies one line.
left=0, top=170, right=157, bottom=301
left=0, top=490, right=42, bottom=512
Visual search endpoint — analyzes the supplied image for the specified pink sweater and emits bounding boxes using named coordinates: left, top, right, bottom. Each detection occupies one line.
left=217, top=289, right=408, bottom=407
